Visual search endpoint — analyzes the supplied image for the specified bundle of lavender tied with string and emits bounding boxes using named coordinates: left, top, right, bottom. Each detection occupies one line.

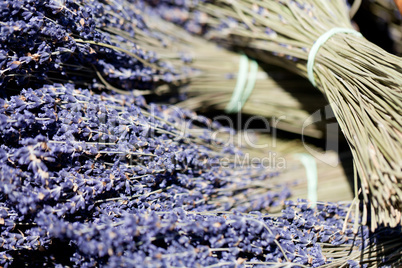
left=0, top=83, right=400, bottom=267
left=121, top=2, right=334, bottom=138
left=148, top=0, right=402, bottom=231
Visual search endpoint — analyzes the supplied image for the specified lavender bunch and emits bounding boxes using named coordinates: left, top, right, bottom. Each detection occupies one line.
left=0, top=83, right=302, bottom=266
left=0, top=85, right=400, bottom=266
left=2, top=0, right=336, bottom=138
left=0, top=83, right=290, bottom=264
left=2, top=192, right=401, bottom=267
left=0, top=0, right=200, bottom=94
left=0, top=83, right=299, bottom=214
left=148, top=0, right=402, bottom=231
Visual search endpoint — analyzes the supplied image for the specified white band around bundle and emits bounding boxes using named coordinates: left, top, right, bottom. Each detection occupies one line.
left=307, top=27, right=362, bottom=87
left=294, top=153, right=318, bottom=208
left=225, top=54, right=258, bottom=113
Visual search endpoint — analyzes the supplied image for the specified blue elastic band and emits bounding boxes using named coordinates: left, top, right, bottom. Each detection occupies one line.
left=294, top=153, right=318, bottom=208
left=307, top=27, right=362, bottom=87
left=225, top=55, right=258, bottom=113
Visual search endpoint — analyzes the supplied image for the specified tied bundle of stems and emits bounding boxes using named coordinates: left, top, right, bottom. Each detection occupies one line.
left=143, top=16, right=330, bottom=138
left=156, top=0, right=402, bottom=230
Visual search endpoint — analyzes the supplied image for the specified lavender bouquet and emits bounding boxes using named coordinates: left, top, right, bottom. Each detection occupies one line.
left=0, top=0, right=204, bottom=95
left=0, top=84, right=400, bottom=267
left=0, top=83, right=282, bottom=265
left=0, top=0, right=334, bottom=138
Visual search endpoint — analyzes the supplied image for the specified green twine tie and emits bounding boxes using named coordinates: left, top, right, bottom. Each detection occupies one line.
left=225, top=54, right=258, bottom=113
left=307, top=27, right=362, bottom=87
